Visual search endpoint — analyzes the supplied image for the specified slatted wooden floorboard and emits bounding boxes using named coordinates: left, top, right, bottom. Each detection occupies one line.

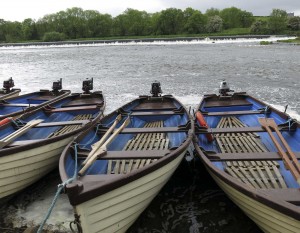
left=48, top=114, right=93, bottom=138
left=107, top=121, right=168, bottom=174
left=217, top=116, right=287, bottom=189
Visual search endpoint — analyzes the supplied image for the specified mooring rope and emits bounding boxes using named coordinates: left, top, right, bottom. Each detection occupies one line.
left=37, top=144, right=79, bottom=233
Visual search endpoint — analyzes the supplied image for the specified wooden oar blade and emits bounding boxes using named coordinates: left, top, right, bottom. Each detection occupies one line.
left=258, top=117, right=278, bottom=129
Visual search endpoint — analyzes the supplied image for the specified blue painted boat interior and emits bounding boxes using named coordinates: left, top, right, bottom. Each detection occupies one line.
left=0, top=92, right=50, bottom=115
left=196, top=96, right=300, bottom=188
left=65, top=98, right=190, bottom=177
left=0, top=96, right=100, bottom=142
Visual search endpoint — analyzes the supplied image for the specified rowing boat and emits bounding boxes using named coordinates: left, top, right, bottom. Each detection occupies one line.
left=0, top=78, right=70, bottom=120
left=0, top=79, right=105, bottom=202
left=193, top=81, right=300, bottom=233
left=0, top=77, right=21, bottom=100
left=59, top=82, right=193, bottom=233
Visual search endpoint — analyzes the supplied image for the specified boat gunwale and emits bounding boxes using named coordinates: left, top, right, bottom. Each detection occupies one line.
left=0, top=92, right=105, bottom=157
left=194, top=93, right=300, bottom=221
left=59, top=95, right=194, bottom=206
left=0, top=88, right=21, bottom=100
left=0, top=89, right=71, bottom=120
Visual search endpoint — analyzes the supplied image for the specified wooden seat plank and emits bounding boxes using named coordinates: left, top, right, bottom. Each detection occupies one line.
left=205, top=110, right=264, bottom=116
left=207, top=152, right=300, bottom=161
left=131, top=111, right=182, bottom=116
left=45, top=105, right=98, bottom=113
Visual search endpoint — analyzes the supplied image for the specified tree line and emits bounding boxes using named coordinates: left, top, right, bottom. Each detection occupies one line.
left=0, top=7, right=299, bottom=43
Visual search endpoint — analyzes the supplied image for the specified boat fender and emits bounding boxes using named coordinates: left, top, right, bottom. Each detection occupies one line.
left=0, top=117, right=12, bottom=126
left=196, top=111, right=214, bottom=142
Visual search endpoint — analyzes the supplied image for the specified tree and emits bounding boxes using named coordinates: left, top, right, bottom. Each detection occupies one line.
left=250, top=20, right=269, bottom=34
left=240, top=11, right=254, bottom=27
left=0, top=19, right=6, bottom=42
left=287, top=16, right=300, bottom=31
left=22, top=18, right=38, bottom=40
left=206, top=15, right=223, bottom=33
left=205, top=8, right=220, bottom=17
left=157, top=8, right=184, bottom=35
left=220, top=7, right=253, bottom=29
left=268, top=9, right=288, bottom=33
left=184, top=10, right=207, bottom=34
left=85, top=10, right=112, bottom=37
left=2, top=21, right=22, bottom=42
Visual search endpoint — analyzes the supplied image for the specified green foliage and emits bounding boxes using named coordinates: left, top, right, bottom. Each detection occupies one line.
left=260, top=41, right=273, bottom=45
left=268, top=9, right=288, bottom=33
left=250, top=20, right=269, bottom=34
left=220, top=7, right=254, bottom=29
left=157, top=8, right=184, bottom=35
left=205, top=8, right=220, bottom=17
left=206, top=15, right=223, bottom=33
left=287, top=16, right=300, bottom=30
left=0, top=6, right=297, bottom=43
left=42, top=31, right=66, bottom=42
left=183, top=8, right=207, bottom=34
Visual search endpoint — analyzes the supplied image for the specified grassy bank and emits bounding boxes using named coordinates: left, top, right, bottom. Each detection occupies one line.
left=277, top=37, right=300, bottom=44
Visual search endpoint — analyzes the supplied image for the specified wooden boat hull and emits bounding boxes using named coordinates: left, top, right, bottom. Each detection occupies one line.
left=0, top=137, right=72, bottom=199
left=194, top=92, right=300, bottom=233
left=76, top=150, right=185, bottom=233
left=0, top=91, right=105, bottom=201
left=60, top=94, right=193, bottom=232
left=206, top=166, right=300, bottom=233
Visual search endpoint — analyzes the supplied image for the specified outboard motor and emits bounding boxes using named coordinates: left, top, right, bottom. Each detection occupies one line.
left=52, top=78, right=62, bottom=93
left=82, top=78, right=93, bottom=94
left=3, top=77, right=14, bottom=93
left=150, top=81, right=162, bottom=97
left=219, top=80, right=233, bottom=96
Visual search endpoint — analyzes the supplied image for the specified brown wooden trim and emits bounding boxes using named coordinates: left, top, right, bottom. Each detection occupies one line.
left=207, top=152, right=300, bottom=161
left=76, top=149, right=170, bottom=159
left=34, top=120, right=90, bottom=128
left=131, top=111, right=183, bottom=116
left=204, top=110, right=265, bottom=116
left=260, top=189, right=300, bottom=204
left=196, top=126, right=293, bottom=134
left=44, top=105, right=98, bottom=113
left=99, top=127, right=188, bottom=134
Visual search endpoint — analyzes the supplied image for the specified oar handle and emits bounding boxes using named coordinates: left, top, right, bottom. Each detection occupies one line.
left=78, top=117, right=130, bottom=176
left=81, top=114, right=122, bottom=166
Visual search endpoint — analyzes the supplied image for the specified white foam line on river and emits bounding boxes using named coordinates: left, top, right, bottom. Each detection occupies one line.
left=0, top=36, right=296, bottom=50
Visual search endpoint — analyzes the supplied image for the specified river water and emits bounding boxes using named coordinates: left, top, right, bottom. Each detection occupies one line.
left=0, top=38, right=299, bottom=232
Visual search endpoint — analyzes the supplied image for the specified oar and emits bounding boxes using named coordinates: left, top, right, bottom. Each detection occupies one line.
left=0, top=119, right=43, bottom=149
left=78, top=117, right=130, bottom=176
left=81, top=114, right=122, bottom=166
left=259, top=118, right=300, bottom=184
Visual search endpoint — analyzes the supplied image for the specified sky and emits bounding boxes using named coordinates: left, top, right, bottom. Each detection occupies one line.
left=1, top=0, right=300, bottom=22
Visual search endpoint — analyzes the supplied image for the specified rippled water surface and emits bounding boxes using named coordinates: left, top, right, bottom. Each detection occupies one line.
left=0, top=40, right=299, bottom=232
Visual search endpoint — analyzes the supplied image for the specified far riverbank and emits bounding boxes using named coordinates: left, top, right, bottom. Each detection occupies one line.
left=0, top=35, right=288, bottom=47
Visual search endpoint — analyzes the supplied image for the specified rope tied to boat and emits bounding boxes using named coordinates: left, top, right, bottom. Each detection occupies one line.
left=37, top=144, right=79, bottom=233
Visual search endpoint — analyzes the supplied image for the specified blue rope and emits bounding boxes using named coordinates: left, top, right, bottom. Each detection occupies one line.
left=37, top=144, right=78, bottom=233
